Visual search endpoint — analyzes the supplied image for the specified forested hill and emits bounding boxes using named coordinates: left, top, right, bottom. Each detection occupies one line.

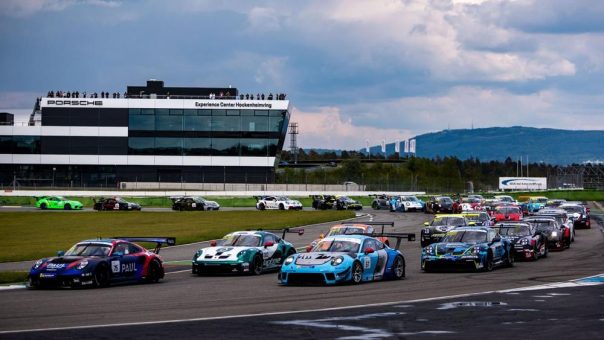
left=415, top=127, right=604, bottom=165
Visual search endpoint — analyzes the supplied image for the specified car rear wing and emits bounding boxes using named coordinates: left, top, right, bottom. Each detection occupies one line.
left=250, top=227, right=305, bottom=240
left=344, top=221, right=394, bottom=234
left=112, top=237, right=176, bottom=254
left=352, top=232, right=416, bottom=250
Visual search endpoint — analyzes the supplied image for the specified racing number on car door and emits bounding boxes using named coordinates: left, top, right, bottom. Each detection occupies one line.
left=488, top=230, right=504, bottom=261
left=111, top=243, right=137, bottom=280
left=361, top=239, right=381, bottom=281
left=261, top=234, right=280, bottom=266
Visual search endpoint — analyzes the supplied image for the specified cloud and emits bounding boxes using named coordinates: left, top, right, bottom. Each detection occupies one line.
left=290, top=106, right=414, bottom=149
left=0, top=0, right=120, bottom=17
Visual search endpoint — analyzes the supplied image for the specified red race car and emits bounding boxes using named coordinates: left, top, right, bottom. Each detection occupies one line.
left=492, top=205, right=523, bottom=222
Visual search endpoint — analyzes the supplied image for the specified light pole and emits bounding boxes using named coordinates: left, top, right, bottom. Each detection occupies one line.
left=52, top=167, right=56, bottom=188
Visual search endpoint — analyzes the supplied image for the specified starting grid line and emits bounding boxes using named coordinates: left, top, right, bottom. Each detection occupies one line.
left=0, top=273, right=602, bottom=334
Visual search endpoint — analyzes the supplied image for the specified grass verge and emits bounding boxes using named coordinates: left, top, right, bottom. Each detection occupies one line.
left=0, top=271, right=28, bottom=284
left=0, top=210, right=354, bottom=263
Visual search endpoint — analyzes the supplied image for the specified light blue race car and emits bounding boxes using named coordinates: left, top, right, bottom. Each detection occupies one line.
left=279, top=233, right=415, bottom=285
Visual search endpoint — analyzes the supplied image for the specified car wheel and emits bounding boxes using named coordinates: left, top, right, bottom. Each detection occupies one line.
left=372, top=202, right=379, bottom=210
left=93, top=265, right=110, bottom=287
left=251, top=256, right=263, bottom=275
left=258, top=203, right=265, bottom=210
left=64, top=204, right=71, bottom=210
left=507, top=249, right=515, bottom=267
left=484, top=253, right=494, bottom=272
left=40, top=203, right=47, bottom=210
left=26, top=277, right=39, bottom=289
left=393, top=256, right=405, bottom=279
left=146, top=260, right=162, bottom=283
left=422, top=261, right=432, bottom=273
left=420, top=239, right=428, bottom=248
left=351, top=261, right=363, bottom=284
left=279, top=204, right=285, bottom=210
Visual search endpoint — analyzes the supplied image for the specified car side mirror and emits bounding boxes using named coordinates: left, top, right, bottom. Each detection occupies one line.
left=264, top=241, right=274, bottom=248
left=364, top=247, right=375, bottom=254
left=210, top=240, right=217, bottom=247
left=306, top=245, right=312, bottom=252
left=57, top=250, right=65, bottom=257
left=492, top=236, right=501, bottom=243
left=319, top=233, right=325, bottom=239
left=423, top=222, right=429, bottom=226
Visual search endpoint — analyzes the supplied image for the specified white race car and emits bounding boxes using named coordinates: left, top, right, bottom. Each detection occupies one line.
left=255, top=196, right=303, bottom=210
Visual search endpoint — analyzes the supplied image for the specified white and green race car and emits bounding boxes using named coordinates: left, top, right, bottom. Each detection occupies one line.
left=192, top=229, right=304, bottom=275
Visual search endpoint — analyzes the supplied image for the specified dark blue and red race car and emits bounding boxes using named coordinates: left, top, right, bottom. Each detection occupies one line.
left=27, top=237, right=175, bottom=288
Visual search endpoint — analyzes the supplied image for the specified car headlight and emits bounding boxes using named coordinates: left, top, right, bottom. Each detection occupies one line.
left=464, top=246, right=479, bottom=255
left=193, top=250, right=203, bottom=260
left=519, top=238, right=529, bottom=245
left=33, top=259, right=44, bottom=269
left=76, top=259, right=88, bottom=270
left=237, top=250, right=247, bottom=257
left=284, top=256, right=294, bottom=265
left=551, top=231, right=558, bottom=237
left=425, top=246, right=434, bottom=254
left=331, top=256, right=344, bottom=266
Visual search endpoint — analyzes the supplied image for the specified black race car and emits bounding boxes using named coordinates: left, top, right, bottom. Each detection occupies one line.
left=420, top=214, right=470, bottom=247
left=93, top=197, right=141, bottom=211
left=494, top=222, right=548, bottom=261
left=310, top=195, right=336, bottom=210
left=335, top=196, right=363, bottom=210
left=371, top=194, right=392, bottom=210
left=424, top=196, right=455, bottom=214
left=171, top=196, right=220, bottom=211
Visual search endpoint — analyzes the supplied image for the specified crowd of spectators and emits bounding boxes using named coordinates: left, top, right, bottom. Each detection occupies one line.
left=46, top=91, right=127, bottom=99
left=45, top=90, right=287, bottom=100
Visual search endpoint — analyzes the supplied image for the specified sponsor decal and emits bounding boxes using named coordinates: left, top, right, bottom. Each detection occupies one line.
left=363, top=256, right=371, bottom=269
left=121, top=263, right=136, bottom=273
left=195, top=101, right=273, bottom=109
left=111, top=260, right=120, bottom=273
left=46, top=263, right=66, bottom=270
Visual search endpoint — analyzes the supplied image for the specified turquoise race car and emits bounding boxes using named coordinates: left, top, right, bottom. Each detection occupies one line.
left=279, top=232, right=415, bottom=285
left=35, top=196, right=84, bottom=210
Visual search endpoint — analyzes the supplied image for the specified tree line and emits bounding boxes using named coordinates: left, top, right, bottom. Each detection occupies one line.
left=277, top=149, right=557, bottom=193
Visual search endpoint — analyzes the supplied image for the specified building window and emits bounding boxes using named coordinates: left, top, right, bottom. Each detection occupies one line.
left=212, top=138, right=240, bottom=156
left=184, top=116, right=211, bottom=131
left=129, top=115, right=155, bottom=130
left=183, top=138, right=211, bottom=156
left=242, top=116, right=268, bottom=132
left=269, top=112, right=285, bottom=132
left=155, top=115, right=183, bottom=131
left=128, top=137, right=155, bottom=155
left=240, top=138, right=267, bottom=156
left=155, top=137, right=182, bottom=155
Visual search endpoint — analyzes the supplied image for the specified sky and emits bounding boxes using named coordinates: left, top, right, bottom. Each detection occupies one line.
left=1, top=0, right=603, bottom=150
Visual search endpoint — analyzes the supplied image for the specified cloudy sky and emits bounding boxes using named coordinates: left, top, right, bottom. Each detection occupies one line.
left=1, top=0, right=603, bottom=149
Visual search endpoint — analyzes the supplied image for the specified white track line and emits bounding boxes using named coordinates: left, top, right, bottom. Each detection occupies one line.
left=1, top=272, right=602, bottom=335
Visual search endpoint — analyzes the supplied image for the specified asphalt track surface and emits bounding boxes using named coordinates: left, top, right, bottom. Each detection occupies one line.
left=1, top=206, right=603, bottom=338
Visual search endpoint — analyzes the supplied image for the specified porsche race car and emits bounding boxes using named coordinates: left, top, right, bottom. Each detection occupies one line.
left=93, top=197, right=141, bottom=211
left=255, top=196, right=303, bottom=210
left=279, top=233, right=415, bottom=285
left=35, top=196, right=83, bottom=210
left=28, top=237, right=175, bottom=288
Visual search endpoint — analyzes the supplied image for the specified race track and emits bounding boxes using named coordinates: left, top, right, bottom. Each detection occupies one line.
left=1, top=207, right=603, bottom=337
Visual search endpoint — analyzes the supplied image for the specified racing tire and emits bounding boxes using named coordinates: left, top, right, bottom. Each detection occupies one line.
left=351, top=261, right=363, bottom=284
left=26, top=277, right=39, bottom=289
left=484, top=253, right=494, bottom=272
left=393, top=256, right=405, bottom=279
left=258, top=203, right=265, bottom=211
left=422, top=262, right=433, bottom=273
left=251, top=256, right=263, bottom=275
left=146, top=260, right=162, bottom=283
left=420, top=238, right=429, bottom=248
left=506, top=249, right=515, bottom=267
left=64, top=204, right=71, bottom=210
left=372, top=202, right=379, bottom=210
left=40, top=203, right=47, bottom=210
left=93, top=265, right=110, bottom=288
left=541, top=243, right=549, bottom=258
left=279, top=204, right=285, bottom=210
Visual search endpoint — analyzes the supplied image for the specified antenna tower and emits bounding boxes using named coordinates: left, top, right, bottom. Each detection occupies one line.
left=289, top=122, right=299, bottom=164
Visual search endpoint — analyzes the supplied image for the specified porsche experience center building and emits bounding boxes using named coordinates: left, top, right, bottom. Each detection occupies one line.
left=0, top=80, right=290, bottom=187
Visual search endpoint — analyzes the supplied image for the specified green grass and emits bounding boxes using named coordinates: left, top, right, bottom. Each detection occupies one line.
left=0, top=210, right=354, bottom=263
left=0, top=271, right=28, bottom=284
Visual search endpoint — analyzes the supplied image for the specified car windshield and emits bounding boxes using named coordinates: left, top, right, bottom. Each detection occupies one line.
left=225, top=234, right=261, bottom=247
left=328, top=227, right=366, bottom=236
left=497, top=225, right=531, bottom=236
left=431, top=217, right=466, bottom=226
left=496, top=196, right=513, bottom=202
left=441, top=230, right=488, bottom=244
left=537, top=198, right=548, bottom=203
left=65, top=243, right=111, bottom=256
left=465, top=214, right=488, bottom=222
left=527, top=221, right=556, bottom=231
left=194, top=197, right=206, bottom=203
left=440, top=197, right=453, bottom=204
left=463, top=198, right=480, bottom=203
left=312, top=239, right=360, bottom=253
left=277, top=196, right=289, bottom=201
left=495, top=207, right=520, bottom=214
left=116, top=199, right=128, bottom=204
left=561, top=206, right=582, bottom=214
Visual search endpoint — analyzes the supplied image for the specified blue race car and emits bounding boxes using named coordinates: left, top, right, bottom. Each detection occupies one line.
left=279, top=233, right=415, bottom=285
left=28, top=237, right=175, bottom=288
left=421, top=226, right=514, bottom=272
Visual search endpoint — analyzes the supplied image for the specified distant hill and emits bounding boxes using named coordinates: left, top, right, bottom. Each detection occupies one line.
left=415, top=127, right=604, bottom=165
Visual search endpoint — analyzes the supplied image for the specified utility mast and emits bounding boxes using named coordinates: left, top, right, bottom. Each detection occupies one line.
left=289, top=122, right=299, bottom=164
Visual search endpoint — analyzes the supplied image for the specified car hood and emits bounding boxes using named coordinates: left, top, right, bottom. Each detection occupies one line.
left=434, top=242, right=477, bottom=255
left=196, top=246, right=257, bottom=261
left=204, top=200, right=219, bottom=206
left=294, top=252, right=352, bottom=266
left=35, top=256, right=92, bottom=271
